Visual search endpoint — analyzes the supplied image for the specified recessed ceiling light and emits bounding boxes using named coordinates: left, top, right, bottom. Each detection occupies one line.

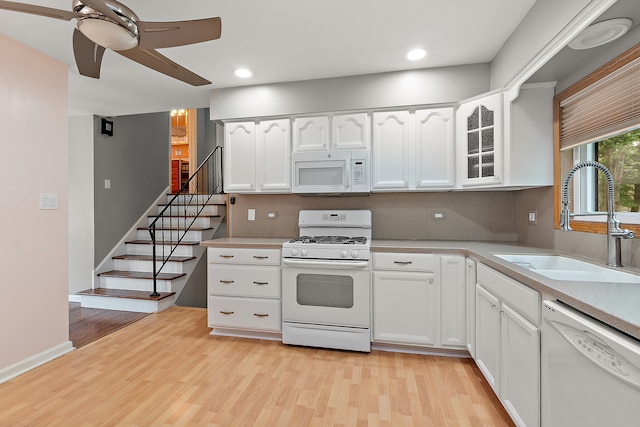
left=406, top=48, right=427, bottom=61
left=568, top=18, right=633, bottom=50
left=234, top=68, right=253, bottom=78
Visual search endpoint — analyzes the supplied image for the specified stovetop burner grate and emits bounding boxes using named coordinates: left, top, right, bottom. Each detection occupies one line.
left=288, top=235, right=368, bottom=245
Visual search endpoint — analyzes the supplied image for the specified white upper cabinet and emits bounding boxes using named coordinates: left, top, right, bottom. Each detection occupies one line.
left=293, top=116, right=330, bottom=152
left=415, top=107, right=456, bottom=189
left=456, top=83, right=555, bottom=189
left=331, top=112, right=370, bottom=150
left=293, top=113, right=370, bottom=152
left=372, top=108, right=455, bottom=191
left=257, top=119, right=292, bottom=192
left=224, top=121, right=257, bottom=192
left=372, top=110, right=412, bottom=190
left=456, top=92, right=503, bottom=188
left=224, top=119, right=291, bottom=193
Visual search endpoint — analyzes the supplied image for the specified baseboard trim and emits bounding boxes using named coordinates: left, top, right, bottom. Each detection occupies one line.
left=371, top=342, right=470, bottom=358
left=0, top=341, right=74, bottom=384
left=68, top=294, right=82, bottom=303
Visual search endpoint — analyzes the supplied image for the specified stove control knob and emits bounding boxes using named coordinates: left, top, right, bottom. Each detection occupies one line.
left=291, top=248, right=299, bottom=256
left=351, top=250, right=359, bottom=258
left=340, top=250, right=348, bottom=258
left=301, top=249, right=309, bottom=257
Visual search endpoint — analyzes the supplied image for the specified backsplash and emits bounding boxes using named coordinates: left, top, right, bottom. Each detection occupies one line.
left=227, top=192, right=519, bottom=241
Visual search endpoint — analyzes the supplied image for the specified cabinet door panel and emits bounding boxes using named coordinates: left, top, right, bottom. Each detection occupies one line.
left=440, top=255, right=466, bottom=348
left=372, top=111, right=412, bottom=189
left=415, top=108, right=455, bottom=189
left=373, top=271, right=437, bottom=346
left=258, top=119, right=291, bottom=192
left=332, top=113, right=370, bottom=150
left=501, top=304, right=540, bottom=427
left=475, top=284, right=501, bottom=395
left=224, top=122, right=256, bottom=192
left=294, top=116, right=329, bottom=152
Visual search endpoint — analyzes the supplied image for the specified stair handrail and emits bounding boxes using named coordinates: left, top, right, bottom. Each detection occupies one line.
left=148, top=146, right=224, bottom=297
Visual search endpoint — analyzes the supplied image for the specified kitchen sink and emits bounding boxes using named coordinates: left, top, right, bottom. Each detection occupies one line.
left=493, top=254, right=640, bottom=283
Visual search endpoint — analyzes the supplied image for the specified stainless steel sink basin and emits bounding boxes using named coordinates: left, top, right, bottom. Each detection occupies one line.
left=493, top=254, right=640, bottom=283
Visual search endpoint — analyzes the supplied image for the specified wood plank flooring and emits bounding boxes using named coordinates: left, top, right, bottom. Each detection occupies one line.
left=1, top=307, right=513, bottom=426
left=69, top=302, right=150, bottom=348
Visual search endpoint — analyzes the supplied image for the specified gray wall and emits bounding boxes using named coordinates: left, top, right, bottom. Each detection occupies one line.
left=196, top=108, right=219, bottom=165
left=94, top=112, right=170, bottom=264
left=209, top=64, right=490, bottom=121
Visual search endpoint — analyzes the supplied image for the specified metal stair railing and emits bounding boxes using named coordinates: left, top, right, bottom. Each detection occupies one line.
left=148, top=146, right=224, bottom=297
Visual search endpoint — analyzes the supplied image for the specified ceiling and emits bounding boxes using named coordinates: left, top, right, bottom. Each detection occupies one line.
left=0, top=0, right=543, bottom=116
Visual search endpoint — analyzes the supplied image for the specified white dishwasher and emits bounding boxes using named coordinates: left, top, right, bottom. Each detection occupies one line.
left=542, top=300, right=640, bottom=427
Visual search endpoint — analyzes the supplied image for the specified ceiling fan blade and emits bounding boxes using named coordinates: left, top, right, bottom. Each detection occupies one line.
left=137, top=17, right=222, bottom=49
left=0, top=1, right=80, bottom=20
left=73, top=28, right=105, bottom=79
left=117, top=48, right=211, bottom=86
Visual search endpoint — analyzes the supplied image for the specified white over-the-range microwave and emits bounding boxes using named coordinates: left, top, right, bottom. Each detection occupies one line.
left=291, top=149, right=370, bottom=195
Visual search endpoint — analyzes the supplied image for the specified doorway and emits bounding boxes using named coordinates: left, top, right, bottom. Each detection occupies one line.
left=170, top=108, right=197, bottom=193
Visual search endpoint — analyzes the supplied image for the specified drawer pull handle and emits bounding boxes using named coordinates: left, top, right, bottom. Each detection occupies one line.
left=253, top=256, right=269, bottom=259
left=253, top=313, right=269, bottom=318
left=219, top=311, right=234, bottom=315
left=219, top=255, right=234, bottom=259
left=394, top=261, right=412, bottom=265
left=253, top=281, right=268, bottom=285
left=220, top=280, right=234, bottom=284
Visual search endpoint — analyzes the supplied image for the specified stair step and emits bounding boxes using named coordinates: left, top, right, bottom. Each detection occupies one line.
left=126, top=239, right=201, bottom=246
left=77, top=288, right=175, bottom=301
left=139, top=226, right=213, bottom=232
left=112, top=254, right=196, bottom=263
left=97, top=270, right=186, bottom=280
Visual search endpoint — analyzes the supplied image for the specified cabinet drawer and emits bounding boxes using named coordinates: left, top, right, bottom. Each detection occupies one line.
left=373, top=252, right=436, bottom=271
left=209, top=265, right=280, bottom=298
left=208, top=248, right=281, bottom=265
left=209, top=297, right=281, bottom=331
left=477, top=263, right=540, bottom=324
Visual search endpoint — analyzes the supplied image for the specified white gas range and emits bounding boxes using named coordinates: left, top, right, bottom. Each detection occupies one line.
left=281, top=210, right=372, bottom=352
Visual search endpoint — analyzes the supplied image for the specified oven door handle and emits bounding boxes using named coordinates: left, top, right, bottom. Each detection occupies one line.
left=282, top=258, right=370, bottom=269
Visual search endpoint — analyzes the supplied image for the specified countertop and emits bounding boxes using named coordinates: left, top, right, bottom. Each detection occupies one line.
left=201, top=237, right=640, bottom=341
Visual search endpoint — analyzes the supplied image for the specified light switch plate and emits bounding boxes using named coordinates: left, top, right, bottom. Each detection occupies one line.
left=40, top=193, right=58, bottom=210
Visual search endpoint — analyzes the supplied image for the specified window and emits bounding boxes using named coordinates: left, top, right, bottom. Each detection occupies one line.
left=554, top=43, right=640, bottom=235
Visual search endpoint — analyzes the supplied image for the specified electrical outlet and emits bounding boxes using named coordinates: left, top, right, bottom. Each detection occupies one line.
left=248, top=209, right=256, bottom=221
left=528, top=210, right=537, bottom=224
left=104, top=179, right=111, bottom=189
left=431, top=211, right=446, bottom=220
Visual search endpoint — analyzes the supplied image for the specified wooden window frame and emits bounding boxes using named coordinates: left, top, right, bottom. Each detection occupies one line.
left=554, top=43, right=640, bottom=235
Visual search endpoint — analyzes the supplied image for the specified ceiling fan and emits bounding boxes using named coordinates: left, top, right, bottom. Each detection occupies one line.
left=0, top=0, right=222, bottom=86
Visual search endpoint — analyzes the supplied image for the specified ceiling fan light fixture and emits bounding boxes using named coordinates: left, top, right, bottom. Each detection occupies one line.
left=77, top=18, right=139, bottom=51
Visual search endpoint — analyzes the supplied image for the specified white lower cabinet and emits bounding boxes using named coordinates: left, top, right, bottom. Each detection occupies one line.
left=373, top=269, right=438, bottom=346
left=475, top=263, right=540, bottom=427
left=207, top=247, right=281, bottom=339
left=372, top=252, right=466, bottom=351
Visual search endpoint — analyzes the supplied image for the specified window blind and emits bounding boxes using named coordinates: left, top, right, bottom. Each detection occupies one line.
left=559, top=56, right=640, bottom=150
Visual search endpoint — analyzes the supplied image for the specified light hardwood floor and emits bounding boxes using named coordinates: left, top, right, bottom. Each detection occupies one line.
left=0, top=307, right=513, bottom=426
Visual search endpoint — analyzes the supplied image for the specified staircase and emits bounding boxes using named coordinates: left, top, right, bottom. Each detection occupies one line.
left=78, top=193, right=226, bottom=313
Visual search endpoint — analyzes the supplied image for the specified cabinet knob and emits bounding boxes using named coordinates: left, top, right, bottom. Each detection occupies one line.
left=429, top=278, right=434, bottom=284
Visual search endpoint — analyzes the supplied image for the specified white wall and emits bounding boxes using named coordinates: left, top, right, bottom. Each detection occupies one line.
left=0, top=33, right=72, bottom=379
left=68, top=115, right=94, bottom=297
left=209, top=64, right=490, bottom=121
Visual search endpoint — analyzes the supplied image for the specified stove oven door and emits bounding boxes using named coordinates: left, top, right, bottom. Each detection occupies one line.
left=281, top=259, right=370, bottom=328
